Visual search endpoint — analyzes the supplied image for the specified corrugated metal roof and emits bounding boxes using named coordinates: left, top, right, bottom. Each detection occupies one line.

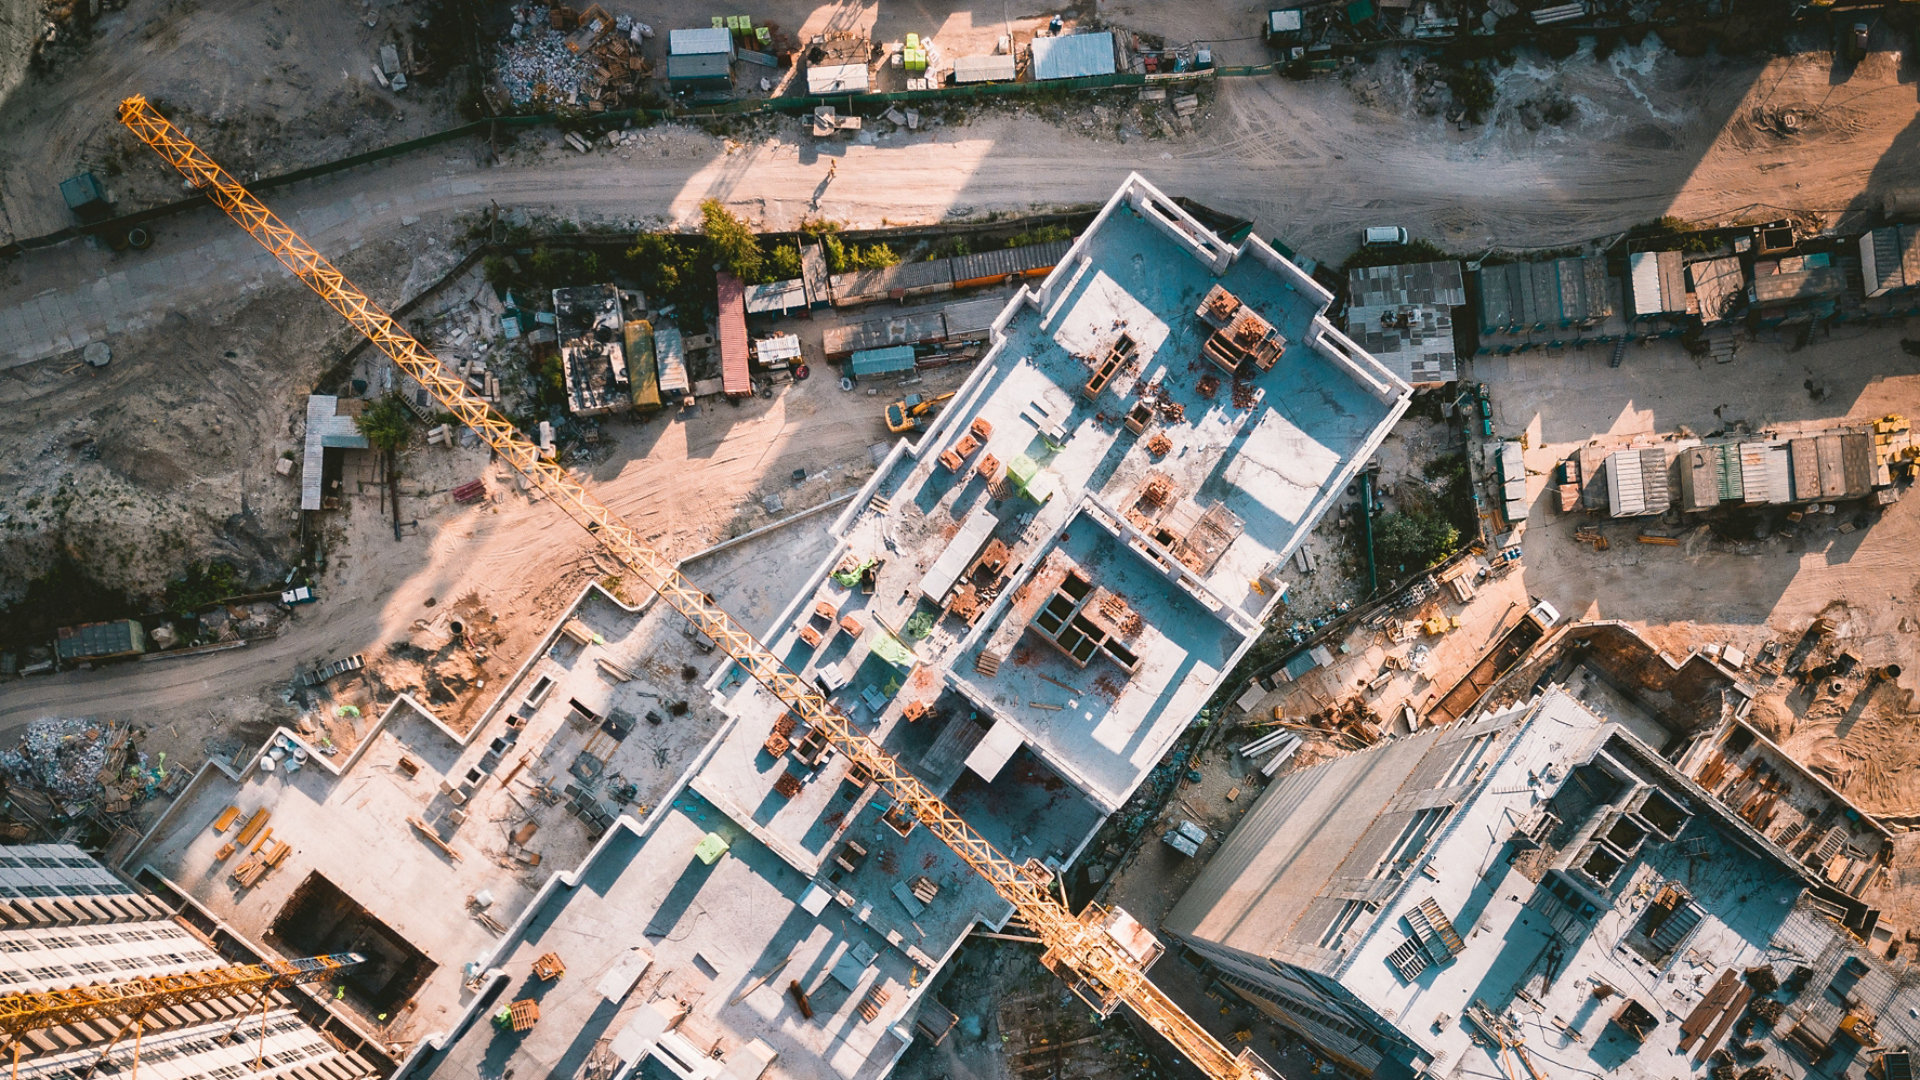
left=1739, top=442, right=1770, bottom=503
left=1715, top=443, right=1743, bottom=503
left=1679, top=447, right=1718, bottom=511
left=1842, top=433, right=1873, bottom=497
left=849, top=344, right=917, bottom=376
left=1752, top=264, right=1850, bottom=305
left=1348, top=260, right=1466, bottom=309
left=1816, top=434, right=1845, bottom=498
left=667, top=52, right=730, bottom=81
left=56, top=620, right=143, bottom=661
left=669, top=27, right=733, bottom=55
left=715, top=272, right=751, bottom=396
left=1902, top=226, right=1920, bottom=291
left=947, top=240, right=1072, bottom=284
left=953, top=53, right=1017, bottom=83
left=831, top=258, right=954, bottom=303
left=303, top=395, right=367, bottom=511
left=1864, top=229, right=1904, bottom=297
left=1639, top=447, right=1669, bottom=513
left=1629, top=251, right=1685, bottom=316
left=942, top=297, right=1008, bottom=339
left=806, top=62, right=869, bottom=95
left=1688, top=257, right=1745, bottom=323
left=801, top=243, right=830, bottom=306
left=1608, top=450, right=1645, bottom=516
left=1030, top=31, right=1116, bottom=80
left=1764, top=444, right=1792, bottom=507
left=655, top=325, right=690, bottom=393
left=1790, top=438, right=1820, bottom=501
left=744, top=278, right=807, bottom=313
left=823, top=311, right=947, bottom=356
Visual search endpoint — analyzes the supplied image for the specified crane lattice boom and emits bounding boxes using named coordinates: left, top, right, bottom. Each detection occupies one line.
left=0, top=953, right=363, bottom=1038
left=116, top=95, right=1269, bottom=1080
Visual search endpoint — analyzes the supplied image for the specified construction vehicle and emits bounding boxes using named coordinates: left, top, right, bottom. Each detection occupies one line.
left=885, top=391, right=954, bottom=433
left=118, top=96, right=1273, bottom=1080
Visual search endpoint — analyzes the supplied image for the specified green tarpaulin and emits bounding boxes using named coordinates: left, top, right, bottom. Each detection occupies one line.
left=868, top=632, right=916, bottom=670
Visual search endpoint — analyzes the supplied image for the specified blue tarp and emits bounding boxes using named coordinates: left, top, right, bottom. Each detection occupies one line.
left=849, top=345, right=917, bottom=377
left=1031, top=32, right=1116, bottom=80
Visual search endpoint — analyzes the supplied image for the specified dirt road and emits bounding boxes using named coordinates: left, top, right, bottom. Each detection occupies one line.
left=8, top=39, right=1919, bottom=368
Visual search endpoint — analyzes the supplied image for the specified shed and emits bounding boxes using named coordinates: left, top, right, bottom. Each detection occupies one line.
left=942, top=297, right=1007, bottom=340
left=624, top=320, right=661, bottom=411
left=1790, top=438, right=1819, bottom=501
left=655, top=325, right=691, bottom=396
left=744, top=278, right=807, bottom=314
left=1628, top=250, right=1686, bottom=317
left=715, top=272, right=752, bottom=397
left=952, top=54, right=1017, bottom=84
left=669, top=27, right=734, bottom=55
left=303, top=394, right=369, bottom=511
left=1678, top=447, right=1719, bottom=511
left=1861, top=228, right=1908, bottom=298
left=948, top=240, right=1073, bottom=287
left=755, top=333, right=802, bottom=368
left=1688, top=258, right=1745, bottom=324
left=849, top=344, right=918, bottom=377
left=807, top=63, right=869, bottom=95
left=1030, top=32, right=1116, bottom=80
left=667, top=52, right=731, bottom=88
left=56, top=619, right=147, bottom=662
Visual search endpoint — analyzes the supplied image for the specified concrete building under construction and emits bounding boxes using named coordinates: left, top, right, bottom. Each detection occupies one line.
left=1166, top=671, right=1920, bottom=1080
left=123, top=174, right=1410, bottom=1080
left=0, top=844, right=380, bottom=1080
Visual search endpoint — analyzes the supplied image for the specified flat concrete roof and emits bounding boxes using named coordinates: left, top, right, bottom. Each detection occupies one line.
left=125, top=584, right=735, bottom=1043
left=417, top=791, right=923, bottom=1080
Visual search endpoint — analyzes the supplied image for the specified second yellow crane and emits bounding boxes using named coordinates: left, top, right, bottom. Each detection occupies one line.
left=116, top=94, right=1271, bottom=1080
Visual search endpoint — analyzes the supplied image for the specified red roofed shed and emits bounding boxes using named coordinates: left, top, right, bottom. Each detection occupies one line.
left=716, top=271, right=752, bottom=398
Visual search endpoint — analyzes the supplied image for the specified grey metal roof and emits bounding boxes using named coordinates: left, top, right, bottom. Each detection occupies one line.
left=302, top=395, right=367, bottom=511
left=1475, top=255, right=1612, bottom=328
left=1345, top=260, right=1465, bottom=310
left=667, top=52, right=731, bottom=82
left=668, top=27, right=732, bottom=55
left=1030, top=32, right=1116, bottom=80
left=1164, top=726, right=1455, bottom=964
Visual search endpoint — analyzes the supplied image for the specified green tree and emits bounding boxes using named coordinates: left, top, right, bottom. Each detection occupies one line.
left=700, top=198, right=763, bottom=282
left=356, top=395, right=414, bottom=453
left=851, top=243, right=900, bottom=270
left=624, top=233, right=685, bottom=300
left=1372, top=510, right=1462, bottom=575
left=767, top=244, right=803, bottom=282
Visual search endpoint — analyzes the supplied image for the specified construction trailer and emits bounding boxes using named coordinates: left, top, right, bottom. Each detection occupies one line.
left=55, top=619, right=147, bottom=662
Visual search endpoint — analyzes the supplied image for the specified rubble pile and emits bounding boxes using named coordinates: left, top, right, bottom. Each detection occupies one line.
left=0, top=717, right=168, bottom=821
left=493, top=4, right=653, bottom=111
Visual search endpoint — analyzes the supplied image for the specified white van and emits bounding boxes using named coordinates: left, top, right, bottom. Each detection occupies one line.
left=1362, top=226, right=1410, bottom=247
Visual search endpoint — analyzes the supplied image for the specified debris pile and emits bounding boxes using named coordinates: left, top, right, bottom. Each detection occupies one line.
left=0, top=717, right=169, bottom=822
left=492, top=5, right=653, bottom=110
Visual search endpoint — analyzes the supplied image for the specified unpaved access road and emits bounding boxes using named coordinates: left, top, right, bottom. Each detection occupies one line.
left=6, top=41, right=1919, bottom=368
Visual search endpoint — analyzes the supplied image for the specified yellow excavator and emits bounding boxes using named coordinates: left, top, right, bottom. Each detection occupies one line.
left=885, top=391, right=954, bottom=433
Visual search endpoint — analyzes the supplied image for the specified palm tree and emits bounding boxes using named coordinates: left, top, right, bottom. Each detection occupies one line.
left=355, top=395, right=412, bottom=524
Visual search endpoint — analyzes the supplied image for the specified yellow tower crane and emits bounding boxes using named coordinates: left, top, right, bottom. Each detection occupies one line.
left=0, top=951, right=363, bottom=1080
left=116, top=95, right=1272, bottom=1080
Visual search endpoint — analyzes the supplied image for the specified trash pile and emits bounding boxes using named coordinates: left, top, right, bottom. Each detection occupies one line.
left=0, top=717, right=171, bottom=822
left=492, top=4, right=654, bottom=111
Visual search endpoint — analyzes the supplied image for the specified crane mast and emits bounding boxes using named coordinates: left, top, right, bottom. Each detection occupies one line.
left=0, top=953, right=363, bottom=1039
left=117, top=94, right=1270, bottom=1080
